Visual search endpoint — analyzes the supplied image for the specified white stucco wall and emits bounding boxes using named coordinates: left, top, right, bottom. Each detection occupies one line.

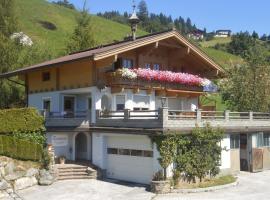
left=28, top=91, right=61, bottom=112
left=47, top=132, right=92, bottom=161
left=220, top=134, right=231, bottom=169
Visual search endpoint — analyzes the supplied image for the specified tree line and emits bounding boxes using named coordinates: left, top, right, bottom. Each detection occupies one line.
left=97, top=0, right=200, bottom=34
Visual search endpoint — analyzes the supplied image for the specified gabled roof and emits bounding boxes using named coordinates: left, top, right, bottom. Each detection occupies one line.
left=0, top=29, right=225, bottom=78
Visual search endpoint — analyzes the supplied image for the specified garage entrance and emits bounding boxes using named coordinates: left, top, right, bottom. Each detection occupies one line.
left=106, top=136, right=154, bottom=184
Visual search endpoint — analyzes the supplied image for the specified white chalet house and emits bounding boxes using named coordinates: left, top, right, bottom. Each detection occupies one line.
left=1, top=29, right=270, bottom=184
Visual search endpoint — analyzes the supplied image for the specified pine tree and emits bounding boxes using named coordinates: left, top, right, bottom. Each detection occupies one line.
left=252, top=31, right=259, bottom=39
left=138, top=0, right=148, bottom=23
left=66, top=1, right=96, bottom=53
left=0, top=0, right=18, bottom=37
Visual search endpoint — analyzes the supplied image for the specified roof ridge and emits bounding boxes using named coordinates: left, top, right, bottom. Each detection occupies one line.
left=69, top=28, right=175, bottom=55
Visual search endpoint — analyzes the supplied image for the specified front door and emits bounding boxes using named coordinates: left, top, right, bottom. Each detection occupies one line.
left=75, top=132, right=88, bottom=161
left=64, top=96, right=75, bottom=117
left=251, top=133, right=264, bottom=172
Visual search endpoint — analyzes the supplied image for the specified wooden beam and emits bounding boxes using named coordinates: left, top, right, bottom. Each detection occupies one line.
left=155, top=41, right=159, bottom=48
left=159, top=42, right=183, bottom=49
left=111, top=86, right=124, bottom=94
left=92, top=61, right=97, bottom=85
left=114, top=54, right=118, bottom=62
left=133, top=87, right=140, bottom=94
left=187, top=47, right=191, bottom=54
left=56, top=68, right=60, bottom=91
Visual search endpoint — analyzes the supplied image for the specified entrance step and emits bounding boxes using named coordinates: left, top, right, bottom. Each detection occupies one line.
left=56, top=163, right=98, bottom=181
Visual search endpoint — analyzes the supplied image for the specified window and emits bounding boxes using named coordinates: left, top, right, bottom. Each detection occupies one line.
left=263, top=133, right=270, bottom=147
left=107, top=148, right=118, bottom=155
left=107, top=148, right=153, bottom=158
left=133, top=95, right=150, bottom=111
left=145, top=63, right=151, bottom=69
left=118, top=149, right=130, bottom=156
left=256, top=132, right=264, bottom=147
left=143, top=151, right=153, bottom=157
left=42, top=72, right=50, bottom=81
left=131, top=150, right=143, bottom=157
left=230, top=134, right=240, bottom=149
left=43, top=99, right=51, bottom=112
left=153, top=64, right=160, bottom=70
left=116, top=95, right=125, bottom=111
left=122, top=59, right=133, bottom=69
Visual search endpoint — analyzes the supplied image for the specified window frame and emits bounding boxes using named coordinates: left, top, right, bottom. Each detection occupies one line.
left=42, top=71, right=51, bottom=82
left=133, top=94, right=150, bottom=111
left=230, top=134, right=240, bottom=149
left=122, top=58, right=134, bottom=69
left=115, top=94, right=126, bottom=111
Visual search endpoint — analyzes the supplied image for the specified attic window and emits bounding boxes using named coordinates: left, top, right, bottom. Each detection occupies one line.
left=42, top=72, right=51, bottom=82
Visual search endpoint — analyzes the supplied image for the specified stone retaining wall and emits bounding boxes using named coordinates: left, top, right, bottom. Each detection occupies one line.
left=0, top=156, right=56, bottom=199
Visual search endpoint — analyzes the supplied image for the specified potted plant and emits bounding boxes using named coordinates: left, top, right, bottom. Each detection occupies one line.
left=59, top=155, right=66, bottom=164
left=151, top=170, right=171, bottom=194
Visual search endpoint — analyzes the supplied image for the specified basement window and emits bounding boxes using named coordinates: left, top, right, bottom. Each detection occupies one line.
left=42, top=72, right=51, bottom=82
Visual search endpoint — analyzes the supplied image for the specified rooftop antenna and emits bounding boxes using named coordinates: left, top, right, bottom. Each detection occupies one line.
left=129, top=0, right=140, bottom=40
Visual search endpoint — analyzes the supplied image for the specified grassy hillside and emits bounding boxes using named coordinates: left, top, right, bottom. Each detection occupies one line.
left=202, top=47, right=244, bottom=70
left=15, top=0, right=147, bottom=54
left=200, top=37, right=232, bottom=48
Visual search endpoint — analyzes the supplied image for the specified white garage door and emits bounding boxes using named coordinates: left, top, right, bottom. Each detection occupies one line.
left=106, top=135, right=154, bottom=184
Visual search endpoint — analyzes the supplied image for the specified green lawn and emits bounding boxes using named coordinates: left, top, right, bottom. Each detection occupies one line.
left=15, top=0, right=147, bottom=55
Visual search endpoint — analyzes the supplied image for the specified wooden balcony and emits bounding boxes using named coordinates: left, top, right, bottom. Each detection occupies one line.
left=105, top=72, right=204, bottom=93
left=96, top=108, right=270, bottom=133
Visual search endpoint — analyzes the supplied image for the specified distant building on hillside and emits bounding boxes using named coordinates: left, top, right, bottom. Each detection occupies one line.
left=188, top=29, right=204, bottom=40
left=215, top=30, right=232, bottom=38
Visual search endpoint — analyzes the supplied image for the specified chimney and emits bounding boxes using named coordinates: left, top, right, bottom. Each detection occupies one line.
left=129, top=0, right=140, bottom=40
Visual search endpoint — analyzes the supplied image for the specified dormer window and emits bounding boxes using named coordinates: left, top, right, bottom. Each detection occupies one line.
left=122, top=59, right=133, bottom=69
left=42, top=72, right=50, bottom=82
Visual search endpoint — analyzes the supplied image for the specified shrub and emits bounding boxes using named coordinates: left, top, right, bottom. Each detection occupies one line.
left=0, top=135, right=43, bottom=161
left=0, top=108, right=45, bottom=134
left=152, top=124, right=224, bottom=183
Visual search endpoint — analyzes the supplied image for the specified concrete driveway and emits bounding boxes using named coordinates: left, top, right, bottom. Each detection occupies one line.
left=19, top=171, right=270, bottom=200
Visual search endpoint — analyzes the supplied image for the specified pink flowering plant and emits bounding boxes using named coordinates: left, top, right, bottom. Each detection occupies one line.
left=114, top=68, right=211, bottom=87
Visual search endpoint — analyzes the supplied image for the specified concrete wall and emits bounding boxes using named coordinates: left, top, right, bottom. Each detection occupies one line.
left=220, top=134, right=231, bottom=170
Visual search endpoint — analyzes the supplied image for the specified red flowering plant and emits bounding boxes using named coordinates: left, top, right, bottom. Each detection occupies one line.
left=113, top=68, right=211, bottom=87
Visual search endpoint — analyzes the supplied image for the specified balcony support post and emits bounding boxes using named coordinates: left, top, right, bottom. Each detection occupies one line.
left=249, top=111, right=253, bottom=121
left=159, top=107, right=168, bottom=128
left=124, top=109, right=130, bottom=121
left=196, top=109, right=202, bottom=123
left=225, top=110, right=230, bottom=122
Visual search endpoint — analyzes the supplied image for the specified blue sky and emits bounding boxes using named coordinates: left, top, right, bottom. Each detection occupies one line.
left=51, top=0, right=270, bottom=35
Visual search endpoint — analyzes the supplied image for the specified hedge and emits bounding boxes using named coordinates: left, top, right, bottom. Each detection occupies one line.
left=0, top=135, right=43, bottom=161
left=0, top=108, right=45, bottom=134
